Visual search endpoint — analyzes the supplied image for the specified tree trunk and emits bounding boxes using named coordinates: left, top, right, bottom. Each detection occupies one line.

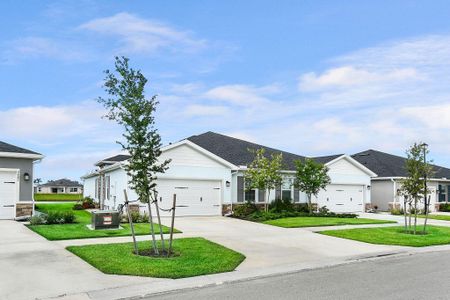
left=408, top=202, right=412, bottom=233
left=307, top=194, right=312, bottom=215
left=167, top=194, right=177, bottom=257
left=153, top=191, right=166, bottom=253
left=147, top=194, right=159, bottom=255
left=423, top=195, right=430, bottom=234
left=266, top=189, right=270, bottom=213
left=123, top=189, right=138, bottom=255
left=403, top=197, right=408, bottom=233
left=413, top=197, right=418, bottom=235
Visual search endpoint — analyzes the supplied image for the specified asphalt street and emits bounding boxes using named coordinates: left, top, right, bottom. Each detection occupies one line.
left=146, top=251, right=450, bottom=300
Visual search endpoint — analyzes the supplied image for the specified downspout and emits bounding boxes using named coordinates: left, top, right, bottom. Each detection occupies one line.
left=32, top=158, right=43, bottom=216
left=391, top=178, right=397, bottom=209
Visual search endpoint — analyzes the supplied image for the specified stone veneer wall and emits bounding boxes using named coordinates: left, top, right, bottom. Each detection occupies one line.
left=16, top=203, right=33, bottom=218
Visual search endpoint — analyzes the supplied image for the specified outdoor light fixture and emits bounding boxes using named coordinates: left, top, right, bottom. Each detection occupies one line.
left=23, top=173, right=30, bottom=181
left=367, top=185, right=371, bottom=190
left=226, top=181, right=231, bottom=187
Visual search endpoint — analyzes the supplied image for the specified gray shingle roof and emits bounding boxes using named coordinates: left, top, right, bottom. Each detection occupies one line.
left=352, top=149, right=450, bottom=179
left=187, top=131, right=306, bottom=170
left=40, top=178, right=82, bottom=187
left=312, top=154, right=343, bottom=164
left=96, top=154, right=131, bottom=166
left=0, top=141, right=40, bottom=155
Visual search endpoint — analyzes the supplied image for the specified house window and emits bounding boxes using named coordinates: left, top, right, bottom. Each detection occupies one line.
left=69, top=187, right=78, bottom=193
left=439, top=185, right=446, bottom=202
left=245, top=189, right=256, bottom=202
left=281, top=178, right=292, bottom=200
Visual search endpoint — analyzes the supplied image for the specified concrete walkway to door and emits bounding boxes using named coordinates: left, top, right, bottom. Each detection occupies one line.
left=0, top=220, right=160, bottom=300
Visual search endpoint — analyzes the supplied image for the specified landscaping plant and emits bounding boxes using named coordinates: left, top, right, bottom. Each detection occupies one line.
left=244, top=148, right=283, bottom=212
left=98, top=56, right=171, bottom=255
left=400, top=142, right=434, bottom=234
left=293, top=158, right=331, bottom=214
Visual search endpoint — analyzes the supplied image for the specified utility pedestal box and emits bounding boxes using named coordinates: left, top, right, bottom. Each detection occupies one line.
left=91, top=210, right=120, bottom=230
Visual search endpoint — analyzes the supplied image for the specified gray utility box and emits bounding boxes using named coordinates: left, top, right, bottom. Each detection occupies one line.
left=91, top=210, right=120, bottom=230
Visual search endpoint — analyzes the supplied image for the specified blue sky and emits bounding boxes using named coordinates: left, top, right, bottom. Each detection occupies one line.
left=1, top=0, right=450, bottom=181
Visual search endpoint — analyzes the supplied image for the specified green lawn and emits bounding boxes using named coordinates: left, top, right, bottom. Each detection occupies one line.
left=263, top=217, right=395, bottom=228
left=321, top=225, right=450, bottom=247
left=34, top=193, right=83, bottom=202
left=67, top=238, right=245, bottom=278
left=28, top=203, right=179, bottom=241
left=418, top=214, right=450, bottom=222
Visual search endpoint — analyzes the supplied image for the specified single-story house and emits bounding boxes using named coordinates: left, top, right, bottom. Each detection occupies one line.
left=352, top=149, right=450, bottom=212
left=82, top=132, right=376, bottom=216
left=36, top=178, right=83, bottom=194
left=0, top=141, right=43, bottom=219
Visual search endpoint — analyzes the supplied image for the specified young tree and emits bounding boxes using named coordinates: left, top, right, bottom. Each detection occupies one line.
left=400, top=142, right=433, bottom=234
left=244, top=148, right=283, bottom=212
left=98, top=56, right=171, bottom=254
left=293, top=158, right=331, bottom=214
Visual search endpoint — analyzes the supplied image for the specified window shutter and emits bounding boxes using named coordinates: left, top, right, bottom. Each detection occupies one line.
left=258, top=189, right=266, bottom=203
left=106, top=176, right=110, bottom=200
left=237, top=176, right=244, bottom=202
left=95, top=178, right=99, bottom=199
left=275, top=185, right=281, bottom=199
left=294, top=188, right=299, bottom=202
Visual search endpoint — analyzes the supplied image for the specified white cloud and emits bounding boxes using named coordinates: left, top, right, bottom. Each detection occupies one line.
left=3, top=37, right=88, bottom=63
left=203, top=84, right=279, bottom=106
left=299, top=66, right=419, bottom=91
left=184, top=104, right=229, bottom=117
left=79, top=12, right=206, bottom=54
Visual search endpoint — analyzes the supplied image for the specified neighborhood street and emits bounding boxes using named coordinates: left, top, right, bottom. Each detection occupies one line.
left=149, top=250, right=450, bottom=300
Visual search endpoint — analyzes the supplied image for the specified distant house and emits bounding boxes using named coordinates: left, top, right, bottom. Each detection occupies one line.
left=37, top=179, right=83, bottom=194
left=352, top=149, right=450, bottom=212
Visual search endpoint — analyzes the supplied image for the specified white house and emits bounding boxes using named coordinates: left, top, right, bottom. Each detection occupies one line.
left=82, top=132, right=376, bottom=216
left=352, top=149, right=450, bottom=212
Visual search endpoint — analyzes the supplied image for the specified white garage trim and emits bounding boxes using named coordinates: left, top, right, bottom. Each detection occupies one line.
left=325, top=155, right=377, bottom=177
left=0, top=168, right=20, bottom=219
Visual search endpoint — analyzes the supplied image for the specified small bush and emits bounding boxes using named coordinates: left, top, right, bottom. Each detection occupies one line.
left=233, top=201, right=259, bottom=217
left=269, top=198, right=294, bottom=213
left=439, top=203, right=450, bottom=212
left=294, top=203, right=310, bottom=213
left=390, top=207, right=404, bottom=215
left=81, top=197, right=96, bottom=209
left=29, top=215, right=46, bottom=225
left=73, top=203, right=84, bottom=210
left=44, top=211, right=76, bottom=224
left=62, top=211, right=76, bottom=223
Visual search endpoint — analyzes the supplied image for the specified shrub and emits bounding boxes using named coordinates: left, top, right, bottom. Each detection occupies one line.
left=317, top=206, right=330, bottom=215
left=390, top=207, right=404, bottom=215
left=439, top=203, right=450, bottom=212
left=269, top=198, right=294, bottom=213
left=29, top=215, right=46, bottom=225
left=82, top=197, right=96, bottom=209
left=73, top=203, right=84, bottom=210
left=62, top=211, right=76, bottom=223
left=233, top=201, right=259, bottom=217
left=294, top=203, right=310, bottom=213
left=44, top=211, right=76, bottom=224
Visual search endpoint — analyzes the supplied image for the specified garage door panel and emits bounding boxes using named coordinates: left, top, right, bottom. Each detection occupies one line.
left=0, top=170, right=18, bottom=219
left=154, top=179, right=221, bottom=216
left=317, top=184, right=364, bottom=213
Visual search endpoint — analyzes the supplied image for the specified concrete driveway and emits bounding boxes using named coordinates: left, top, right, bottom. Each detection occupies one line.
left=0, top=221, right=157, bottom=300
left=160, top=216, right=406, bottom=271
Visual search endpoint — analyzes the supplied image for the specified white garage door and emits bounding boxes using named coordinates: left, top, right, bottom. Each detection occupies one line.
left=154, top=179, right=222, bottom=216
left=0, top=170, right=18, bottom=220
left=316, top=184, right=364, bottom=213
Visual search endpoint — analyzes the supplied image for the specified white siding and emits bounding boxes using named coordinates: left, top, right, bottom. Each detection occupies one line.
left=83, top=176, right=97, bottom=200
left=159, top=144, right=226, bottom=168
